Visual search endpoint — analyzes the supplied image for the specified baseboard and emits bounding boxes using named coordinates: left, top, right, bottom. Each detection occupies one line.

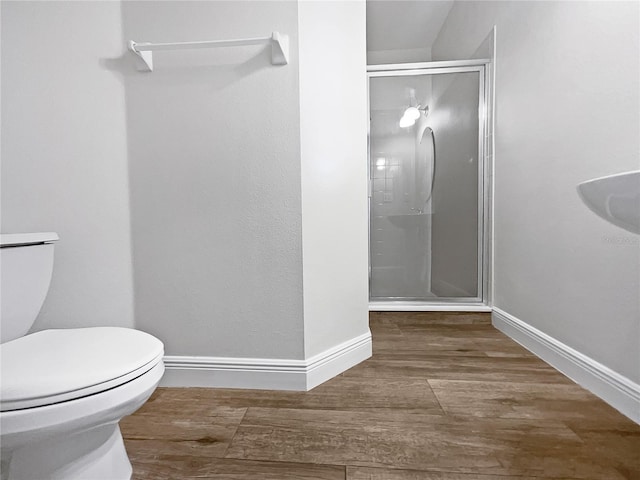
left=492, top=308, right=640, bottom=424
left=160, top=331, right=372, bottom=391
left=304, top=332, right=372, bottom=389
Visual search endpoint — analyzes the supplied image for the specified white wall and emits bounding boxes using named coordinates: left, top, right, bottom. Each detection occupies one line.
left=367, top=47, right=431, bottom=65
left=2, top=0, right=370, bottom=386
left=365, top=0, right=453, bottom=65
left=433, top=1, right=640, bottom=382
left=1, top=1, right=135, bottom=330
left=298, top=0, right=370, bottom=358
left=121, top=0, right=305, bottom=359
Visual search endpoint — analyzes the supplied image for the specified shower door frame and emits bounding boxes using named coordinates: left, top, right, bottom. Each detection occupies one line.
left=367, top=59, right=491, bottom=310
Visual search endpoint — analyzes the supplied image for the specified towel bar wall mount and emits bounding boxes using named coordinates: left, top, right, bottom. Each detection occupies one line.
left=128, top=31, right=289, bottom=72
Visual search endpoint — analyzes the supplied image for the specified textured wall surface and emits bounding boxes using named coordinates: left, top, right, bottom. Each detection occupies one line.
left=2, top=0, right=370, bottom=372
left=298, top=0, right=370, bottom=358
left=1, top=1, right=135, bottom=331
left=122, top=0, right=305, bottom=359
left=434, top=1, right=640, bottom=382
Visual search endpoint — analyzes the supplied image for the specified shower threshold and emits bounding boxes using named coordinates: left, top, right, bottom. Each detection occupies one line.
left=369, top=299, right=491, bottom=312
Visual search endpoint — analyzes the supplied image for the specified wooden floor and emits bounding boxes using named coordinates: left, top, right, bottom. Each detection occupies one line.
left=121, top=312, right=640, bottom=479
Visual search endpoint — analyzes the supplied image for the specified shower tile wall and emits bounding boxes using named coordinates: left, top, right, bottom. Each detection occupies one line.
left=371, top=149, right=431, bottom=298
left=369, top=76, right=433, bottom=299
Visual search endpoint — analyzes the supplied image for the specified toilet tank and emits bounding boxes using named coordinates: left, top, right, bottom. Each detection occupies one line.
left=0, top=233, right=59, bottom=343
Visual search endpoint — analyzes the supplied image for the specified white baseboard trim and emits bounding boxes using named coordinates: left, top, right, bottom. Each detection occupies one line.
left=492, top=308, right=640, bottom=424
left=160, top=331, right=372, bottom=391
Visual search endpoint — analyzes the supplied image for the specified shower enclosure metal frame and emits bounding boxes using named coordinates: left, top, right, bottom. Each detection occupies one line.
left=367, top=59, right=491, bottom=310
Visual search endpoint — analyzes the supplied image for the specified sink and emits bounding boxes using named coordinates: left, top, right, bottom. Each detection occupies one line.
left=577, top=170, right=640, bottom=234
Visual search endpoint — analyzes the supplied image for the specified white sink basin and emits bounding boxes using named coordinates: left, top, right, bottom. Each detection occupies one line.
left=577, top=170, right=640, bottom=234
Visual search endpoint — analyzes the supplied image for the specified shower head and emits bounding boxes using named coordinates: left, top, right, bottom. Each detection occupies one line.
left=399, top=105, right=429, bottom=128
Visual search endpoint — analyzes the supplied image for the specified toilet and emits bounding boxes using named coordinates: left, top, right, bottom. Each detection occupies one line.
left=0, top=233, right=165, bottom=480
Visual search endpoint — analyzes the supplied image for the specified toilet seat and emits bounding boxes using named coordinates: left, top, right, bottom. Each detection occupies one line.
left=0, top=327, right=164, bottom=412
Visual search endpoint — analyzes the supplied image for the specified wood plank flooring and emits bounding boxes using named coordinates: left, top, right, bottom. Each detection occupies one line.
left=121, top=312, right=640, bottom=479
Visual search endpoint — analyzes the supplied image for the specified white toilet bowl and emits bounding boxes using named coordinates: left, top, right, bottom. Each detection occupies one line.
left=0, top=328, right=164, bottom=480
left=0, top=234, right=165, bottom=480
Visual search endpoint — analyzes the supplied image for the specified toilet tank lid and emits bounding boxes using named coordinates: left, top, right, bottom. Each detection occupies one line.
left=0, top=232, right=59, bottom=247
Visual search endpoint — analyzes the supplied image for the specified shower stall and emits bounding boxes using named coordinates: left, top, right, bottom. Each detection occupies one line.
left=368, top=60, right=490, bottom=309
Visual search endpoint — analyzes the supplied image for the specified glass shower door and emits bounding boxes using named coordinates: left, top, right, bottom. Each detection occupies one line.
left=368, top=65, right=485, bottom=303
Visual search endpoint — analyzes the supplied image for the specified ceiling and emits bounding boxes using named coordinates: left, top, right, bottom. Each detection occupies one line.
left=366, top=0, right=454, bottom=52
